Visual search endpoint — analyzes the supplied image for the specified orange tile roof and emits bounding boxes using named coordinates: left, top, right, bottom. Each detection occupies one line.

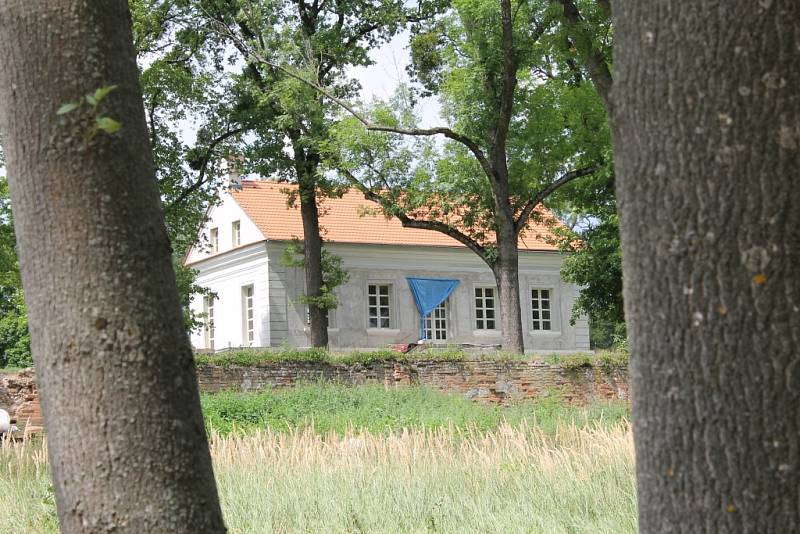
left=230, top=181, right=562, bottom=251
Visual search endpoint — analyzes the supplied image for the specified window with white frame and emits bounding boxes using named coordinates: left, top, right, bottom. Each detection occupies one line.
left=474, top=287, right=496, bottom=330
left=242, top=285, right=254, bottom=344
left=424, top=300, right=448, bottom=341
left=531, top=288, right=552, bottom=331
left=367, top=284, right=392, bottom=328
left=232, top=220, right=241, bottom=247
left=210, top=227, right=219, bottom=253
left=203, top=295, right=215, bottom=350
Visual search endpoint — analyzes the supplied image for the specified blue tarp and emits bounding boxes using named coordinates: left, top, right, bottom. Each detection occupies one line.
left=406, top=277, right=460, bottom=340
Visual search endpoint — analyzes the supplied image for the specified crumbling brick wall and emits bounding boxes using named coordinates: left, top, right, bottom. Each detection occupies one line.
left=196, top=359, right=629, bottom=404
left=0, top=369, right=43, bottom=434
left=0, top=360, right=628, bottom=434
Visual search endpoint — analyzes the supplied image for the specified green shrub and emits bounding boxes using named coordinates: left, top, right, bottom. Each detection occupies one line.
left=0, top=308, right=31, bottom=368
left=195, top=347, right=468, bottom=367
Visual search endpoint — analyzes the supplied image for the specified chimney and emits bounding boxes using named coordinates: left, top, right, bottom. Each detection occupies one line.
left=225, top=155, right=244, bottom=190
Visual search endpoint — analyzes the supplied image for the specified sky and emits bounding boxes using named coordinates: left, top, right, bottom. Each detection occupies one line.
left=0, top=30, right=439, bottom=178
left=347, top=30, right=442, bottom=128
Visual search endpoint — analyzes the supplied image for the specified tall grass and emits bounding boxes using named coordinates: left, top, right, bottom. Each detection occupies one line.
left=1, top=423, right=636, bottom=533
left=213, top=423, right=636, bottom=533
left=201, top=382, right=630, bottom=436
left=1, top=385, right=635, bottom=532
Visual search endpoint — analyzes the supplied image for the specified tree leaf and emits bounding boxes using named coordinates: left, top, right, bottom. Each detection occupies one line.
left=56, top=102, right=80, bottom=115
left=93, top=85, right=118, bottom=104
left=96, top=116, right=122, bottom=134
left=85, top=94, right=97, bottom=107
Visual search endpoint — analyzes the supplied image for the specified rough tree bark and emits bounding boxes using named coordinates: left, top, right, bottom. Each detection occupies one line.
left=612, top=1, right=800, bottom=531
left=0, top=2, right=226, bottom=532
left=292, top=138, right=329, bottom=347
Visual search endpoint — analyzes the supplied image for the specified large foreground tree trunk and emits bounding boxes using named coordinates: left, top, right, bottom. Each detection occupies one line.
left=0, top=2, right=226, bottom=532
left=612, top=1, right=800, bottom=531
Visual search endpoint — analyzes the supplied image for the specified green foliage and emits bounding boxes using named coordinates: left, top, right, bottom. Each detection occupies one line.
left=175, top=261, right=216, bottom=332
left=194, top=347, right=630, bottom=370
left=201, top=382, right=629, bottom=436
left=325, top=0, right=611, bottom=261
left=542, top=350, right=627, bottom=371
left=0, top=299, right=31, bottom=368
left=56, top=84, right=122, bottom=141
left=194, top=347, right=467, bottom=367
left=0, top=176, right=30, bottom=368
left=280, top=238, right=350, bottom=310
left=534, top=128, right=624, bottom=350
left=132, top=1, right=245, bottom=325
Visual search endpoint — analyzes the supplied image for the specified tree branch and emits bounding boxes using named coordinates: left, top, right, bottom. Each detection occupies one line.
left=514, top=165, right=598, bottom=233
left=492, top=0, right=518, bottom=160
left=206, top=19, right=496, bottom=181
left=337, top=168, right=490, bottom=263
left=554, top=0, right=613, bottom=110
left=165, top=127, right=245, bottom=213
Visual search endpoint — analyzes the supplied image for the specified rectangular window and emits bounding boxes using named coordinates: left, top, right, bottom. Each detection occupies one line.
left=242, top=285, right=254, bottom=344
left=203, top=296, right=215, bottom=350
left=232, top=220, right=241, bottom=247
left=531, top=289, right=552, bottom=331
left=424, top=300, right=448, bottom=341
left=474, top=287, right=496, bottom=330
left=367, top=284, right=392, bottom=329
left=210, top=227, right=219, bottom=253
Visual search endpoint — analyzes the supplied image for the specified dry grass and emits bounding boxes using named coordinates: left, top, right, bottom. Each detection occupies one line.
left=1, top=422, right=636, bottom=533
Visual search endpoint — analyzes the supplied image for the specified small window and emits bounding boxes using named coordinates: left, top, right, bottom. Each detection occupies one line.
left=203, top=296, right=215, bottom=350
left=367, top=284, right=392, bottom=329
left=210, top=227, right=219, bottom=253
left=232, top=220, right=241, bottom=247
left=474, top=287, right=496, bottom=330
left=242, top=285, right=254, bottom=344
left=531, top=289, right=552, bottom=331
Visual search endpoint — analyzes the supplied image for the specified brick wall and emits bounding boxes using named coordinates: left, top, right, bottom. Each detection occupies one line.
left=0, top=360, right=628, bottom=433
left=0, top=369, right=43, bottom=434
left=196, top=359, right=629, bottom=404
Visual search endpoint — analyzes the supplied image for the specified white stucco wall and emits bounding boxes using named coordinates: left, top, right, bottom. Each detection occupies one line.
left=188, top=243, right=270, bottom=350
left=185, top=189, right=264, bottom=264
left=186, top=190, right=270, bottom=351
left=266, top=242, right=591, bottom=353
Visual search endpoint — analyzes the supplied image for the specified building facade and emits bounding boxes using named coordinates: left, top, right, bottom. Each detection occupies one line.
left=185, top=181, right=590, bottom=353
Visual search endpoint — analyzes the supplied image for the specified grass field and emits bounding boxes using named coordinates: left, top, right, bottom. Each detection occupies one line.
left=1, top=384, right=636, bottom=533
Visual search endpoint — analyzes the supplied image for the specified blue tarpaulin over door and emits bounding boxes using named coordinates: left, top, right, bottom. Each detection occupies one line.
left=406, top=277, right=460, bottom=340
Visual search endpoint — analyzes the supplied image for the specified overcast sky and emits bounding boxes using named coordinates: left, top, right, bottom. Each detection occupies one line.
left=348, top=30, right=442, bottom=128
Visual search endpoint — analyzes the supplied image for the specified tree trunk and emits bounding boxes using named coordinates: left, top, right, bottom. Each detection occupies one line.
left=611, top=1, right=800, bottom=531
left=294, top=144, right=328, bottom=348
left=0, top=2, right=226, bottom=532
left=492, top=189, right=525, bottom=354
left=493, top=245, right=525, bottom=354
